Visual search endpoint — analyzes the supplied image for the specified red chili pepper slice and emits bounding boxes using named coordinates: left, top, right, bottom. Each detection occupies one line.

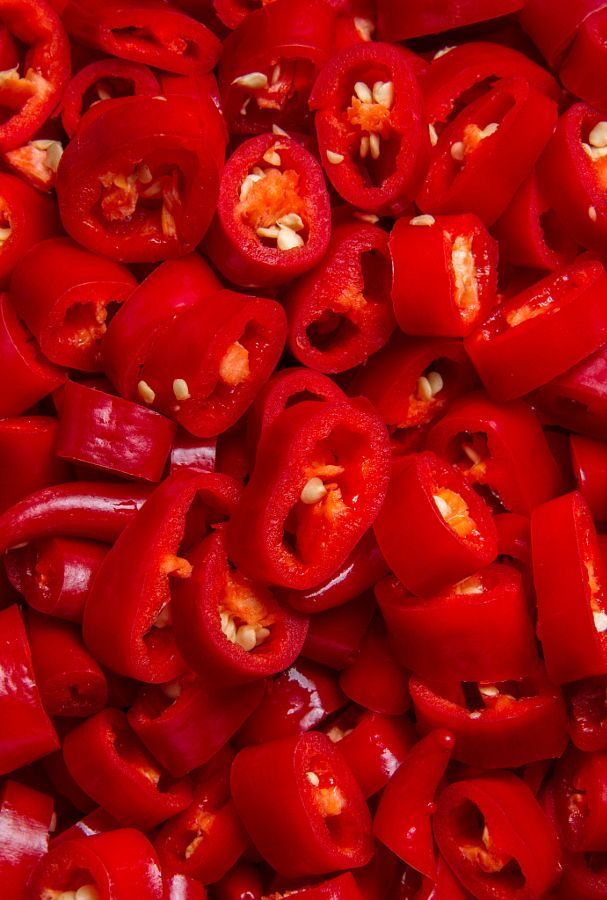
left=553, top=745, right=607, bottom=852
left=309, top=42, right=427, bottom=214
left=566, top=675, right=607, bottom=753
left=377, top=0, right=524, bottom=41
left=301, top=594, right=376, bottom=671
left=339, top=618, right=411, bottom=715
left=533, top=342, right=607, bottom=442
left=0, top=779, right=54, bottom=896
left=0, top=416, right=69, bottom=514
left=205, top=133, right=331, bottom=288
left=0, top=172, right=59, bottom=288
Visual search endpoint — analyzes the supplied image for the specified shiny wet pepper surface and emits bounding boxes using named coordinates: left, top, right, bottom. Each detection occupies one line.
left=2, top=0, right=607, bottom=898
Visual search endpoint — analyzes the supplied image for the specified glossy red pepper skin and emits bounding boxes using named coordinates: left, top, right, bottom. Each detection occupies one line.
left=0, top=417, right=69, bottom=514
left=410, top=671, right=569, bottom=768
left=349, top=333, right=477, bottom=435
left=83, top=471, right=241, bottom=683
left=0, top=481, right=149, bottom=554
left=0, top=173, right=59, bottom=288
left=533, top=343, right=607, bottom=441
left=51, top=807, right=118, bottom=846
left=284, top=221, right=394, bottom=373
left=377, top=0, right=523, bottom=40
left=218, top=0, right=337, bottom=136
left=566, top=676, right=607, bottom=752
left=287, top=531, right=387, bottom=615
left=433, top=773, right=561, bottom=900
left=133, top=287, right=287, bottom=439
left=339, top=619, right=410, bottom=716
left=539, top=104, right=607, bottom=255
left=170, top=431, right=217, bottom=475
left=26, top=609, right=108, bottom=717
left=300, top=593, right=375, bottom=669
left=63, top=0, right=221, bottom=74
left=417, top=78, right=557, bottom=227
left=164, top=873, right=208, bottom=900
left=10, top=238, right=137, bottom=372
left=5, top=537, right=107, bottom=622
left=0, top=0, right=70, bottom=152
left=376, top=564, right=538, bottom=683
left=494, top=174, right=579, bottom=272
left=310, top=42, right=427, bottom=215
left=29, top=828, right=164, bottom=899
left=102, top=255, right=220, bottom=401
left=128, top=672, right=264, bottom=776
left=205, top=133, right=331, bottom=288
left=374, top=730, right=454, bottom=879
left=236, top=660, right=345, bottom=746
left=559, top=8, right=607, bottom=112
left=375, top=451, right=498, bottom=596
left=0, top=779, right=54, bottom=899
left=390, top=213, right=498, bottom=338
left=63, top=708, right=192, bottom=829
left=532, top=491, right=607, bottom=684
left=0, top=604, right=58, bottom=773
left=229, top=399, right=391, bottom=590
left=231, top=731, right=373, bottom=876
left=56, top=381, right=176, bottom=482
left=571, top=434, right=607, bottom=521
left=57, top=95, right=225, bottom=263
left=426, top=392, right=561, bottom=514
left=552, top=745, right=607, bottom=852
left=465, top=259, right=607, bottom=401
left=172, top=528, right=308, bottom=683
left=0, top=294, right=66, bottom=416
left=520, top=0, right=603, bottom=68
left=60, top=57, right=160, bottom=138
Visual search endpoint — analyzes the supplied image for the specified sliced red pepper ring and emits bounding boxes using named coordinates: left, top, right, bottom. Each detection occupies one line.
left=465, top=258, right=607, bottom=401
left=0, top=779, right=54, bottom=897
left=309, top=41, right=428, bottom=214
left=29, top=828, right=164, bottom=900
left=63, top=708, right=192, bottom=830
left=532, top=490, right=607, bottom=685
left=533, top=342, right=607, bottom=442
left=349, top=333, right=477, bottom=436
left=409, top=670, right=568, bottom=769
left=231, top=731, right=374, bottom=877
left=426, top=391, right=561, bottom=514
left=570, top=433, right=607, bottom=522
left=374, top=450, right=498, bottom=597
left=553, top=745, right=607, bottom=852
left=284, top=220, right=394, bottom=373
left=172, top=528, right=308, bottom=683
left=62, top=0, right=221, bottom=75
left=218, top=0, right=337, bottom=135
left=559, top=7, right=607, bottom=112
left=301, top=593, right=376, bottom=671
left=229, top=399, right=391, bottom=590
left=377, top=0, right=524, bottom=40
left=205, top=132, right=331, bottom=288
left=0, top=416, right=69, bottom=515
left=566, top=675, right=607, bottom=753
left=83, top=471, right=242, bottom=683
left=0, top=171, right=59, bottom=289
left=417, top=77, right=557, bottom=227
left=338, top=617, right=410, bottom=716
left=376, top=563, right=539, bottom=684
left=390, top=212, right=498, bottom=338
left=432, top=773, right=561, bottom=900
left=57, top=95, right=226, bottom=263
left=60, top=57, right=160, bottom=138
left=0, top=0, right=71, bottom=153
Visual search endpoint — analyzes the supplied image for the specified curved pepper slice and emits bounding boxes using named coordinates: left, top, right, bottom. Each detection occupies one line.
left=532, top=490, right=607, bottom=684
left=433, top=773, right=561, bottom=900
left=263, top=872, right=364, bottom=899
left=417, top=77, right=557, bottom=227
left=83, top=471, right=241, bottom=683
left=426, top=391, right=561, bottom=514
left=409, top=670, right=568, bottom=768
left=0, top=172, right=59, bottom=288
left=377, top=0, right=524, bottom=40
left=553, top=745, right=607, bottom=852
left=63, top=708, right=192, bottom=829
left=559, top=7, right=607, bottom=111
left=10, top=237, right=137, bottom=372
left=0, top=416, right=69, bottom=514
left=63, top=0, right=221, bottom=74
left=0, top=0, right=70, bottom=152
left=0, top=780, right=54, bottom=897
left=229, top=399, right=391, bottom=590
left=56, top=381, right=176, bottom=482
left=376, top=564, right=539, bottom=683
left=172, top=528, right=308, bottom=683
left=309, top=42, right=427, bottom=215
left=374, top=450, right=497, bottom=596
left=566, top=676, right=607, bottom=753
left=570, top=434, right=607, bottom=522
left=285, top=220, right=394, bottom=373
left=60, top=57, right=159, bottom=138
left=465, top=258, right=607, bottom=401
left=57, top=95, right=225, bottom=263
left=390, top=212, right=498, bottom=338
left=205, top=133, right=331, bottom=288
left=0, top=604, right=58, bottom=774
left=29, top=828, right=164, bottom=900
left=231, top=731, right=373, bottom=877
left=374, top=730, right=454, bottom=879
left=301, top=594, right=376, bottom=670
left=339, top=618, right=410, bottom=715
left=218, top=0, right=337, bottom=135
left=533, top=343, right=607, bottom=442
